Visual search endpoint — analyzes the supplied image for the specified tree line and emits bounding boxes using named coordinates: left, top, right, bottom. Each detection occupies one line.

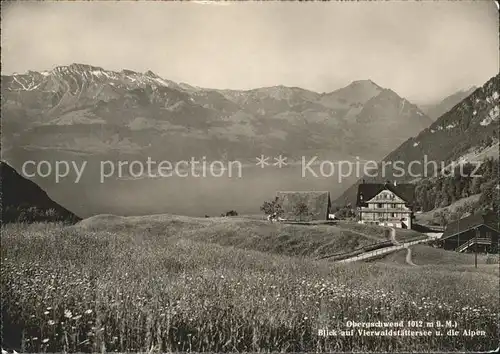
left=413, top=158, right=498, bottom=226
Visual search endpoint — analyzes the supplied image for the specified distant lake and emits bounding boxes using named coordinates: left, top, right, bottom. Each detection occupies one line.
left=42, top=162, right=360, bottom=218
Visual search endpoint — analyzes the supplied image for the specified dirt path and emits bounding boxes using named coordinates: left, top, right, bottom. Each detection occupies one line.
left=405, top=246, right=417, bottom=266
left=389, top=227, right=399, bottom=245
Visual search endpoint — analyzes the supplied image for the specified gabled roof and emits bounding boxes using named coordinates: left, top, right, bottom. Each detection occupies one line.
left=441, top=210, right=499, bottom=239
left=276, top=191, right=331, bottom=220
left=356, top=182, right=415, bottom=207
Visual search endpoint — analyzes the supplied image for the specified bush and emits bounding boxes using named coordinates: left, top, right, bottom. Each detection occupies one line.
left=433, top=209, right=450, bottom=226
left=486, top=255, right=499, bottom=264
left=260, top=197, right=284, bottom=217
left=293, top=202, right=310, bottom=221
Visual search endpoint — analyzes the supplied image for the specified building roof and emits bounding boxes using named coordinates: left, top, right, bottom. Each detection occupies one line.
left=276, top=191, right=331, bottom=220
left=356, top=182, right=415, bottom=207
left=441, top=210, right=499, bottom=239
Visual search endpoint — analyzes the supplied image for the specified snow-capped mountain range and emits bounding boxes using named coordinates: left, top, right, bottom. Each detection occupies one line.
left=2, top=63, right=433, bottom=167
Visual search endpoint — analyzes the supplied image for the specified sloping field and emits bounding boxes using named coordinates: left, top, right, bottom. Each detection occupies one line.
left=393, top=228, right=429, bottom=242
left=1, top=222, right=498, bottom=352
left=75, top=214, right=392, bottom=258
left=410, top=245, right=498, bottom=266
left=376, top=245, right=499, bottom=274
left=336, top=221, right=425, bottom=242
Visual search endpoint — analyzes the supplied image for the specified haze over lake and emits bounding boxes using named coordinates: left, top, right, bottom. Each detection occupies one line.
left=39, top=162, right=359, bottom=218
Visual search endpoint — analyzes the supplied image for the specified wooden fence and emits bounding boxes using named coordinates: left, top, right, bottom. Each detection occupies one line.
left=318, top=236, right=429, bottom=262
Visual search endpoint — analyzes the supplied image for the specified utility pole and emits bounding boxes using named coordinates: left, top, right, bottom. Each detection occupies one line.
left=475, top=227, right=479, bottom=268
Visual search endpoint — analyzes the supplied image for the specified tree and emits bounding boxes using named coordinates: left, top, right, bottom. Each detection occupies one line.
left=17, top=210, right=28, bottom=223
left=46, top=208, right=57, bottom=217
left=433, top=209, right=450, bottom=226
left=336, top=206, right=355, bottom=219
left=433, top=187, right=444, bottom=209
left=260, top=197, right=284, bottom=218
left=293, top=202, right=310, bottom=222
left=448, top=211, right=460, bottom=223
left=479, top=180, right=497, bottom=210
left=470, top=176, right=482, bottom=194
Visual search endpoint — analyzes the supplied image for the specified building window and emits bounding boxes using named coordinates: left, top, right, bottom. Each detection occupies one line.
left=377, top=203, right=383, bottom=208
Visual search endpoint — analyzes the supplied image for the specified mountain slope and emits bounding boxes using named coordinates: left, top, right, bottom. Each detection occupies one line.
left=334, top=74, right=499, bottom=206
left=2, top=64, right=432, bottom=168
left=0, top=161, right=81, bottom=224
left=420, top=86, right=477, bottom=121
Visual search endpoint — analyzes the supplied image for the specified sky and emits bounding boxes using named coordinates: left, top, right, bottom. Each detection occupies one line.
left=1, top=1, right=498, bottom=104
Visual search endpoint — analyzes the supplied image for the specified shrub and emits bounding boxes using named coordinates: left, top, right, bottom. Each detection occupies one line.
left=260, top=197, right=284, bottom=217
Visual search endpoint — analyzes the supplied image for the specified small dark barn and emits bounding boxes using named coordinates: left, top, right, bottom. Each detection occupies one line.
left=440, top=210, right=499, bottom=253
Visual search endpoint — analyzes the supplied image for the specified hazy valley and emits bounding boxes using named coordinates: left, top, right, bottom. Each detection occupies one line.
left=2, top=63, right=436, bottom=216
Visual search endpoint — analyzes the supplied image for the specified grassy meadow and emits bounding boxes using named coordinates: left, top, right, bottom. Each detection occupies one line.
left=1, top=216, right=499, bottom=352
left=377, top=244, right=500, bottom=272
left=75, top=214, right=394, bottom=258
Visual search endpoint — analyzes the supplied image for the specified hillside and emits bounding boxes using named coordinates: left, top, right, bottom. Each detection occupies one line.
left=75, top=213, right=393, bottom=258
left=420, top=86, right=477, bottom=121
left=335, top=74, right=499, bottom=207
left=2, top=64, right=432, bottom=169
left=0, top=161, right=80, bottom=224
left=415, top=194, right=481, bottom=226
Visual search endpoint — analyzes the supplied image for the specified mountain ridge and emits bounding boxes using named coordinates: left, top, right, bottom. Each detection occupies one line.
left=333, top=73, right=499, bottom=207
left=2, top=63, right=433, bottom=168
left=420, top=86, right=478, bottom=121
left=0, top=161, right=81, bottom=224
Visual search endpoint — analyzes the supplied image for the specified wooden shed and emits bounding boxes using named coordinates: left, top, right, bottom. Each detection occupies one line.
left=440, top=210, right=499, bottom=253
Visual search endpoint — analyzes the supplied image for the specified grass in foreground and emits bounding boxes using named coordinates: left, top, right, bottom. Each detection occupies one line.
left=2, top=221, right=498, bottom=352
